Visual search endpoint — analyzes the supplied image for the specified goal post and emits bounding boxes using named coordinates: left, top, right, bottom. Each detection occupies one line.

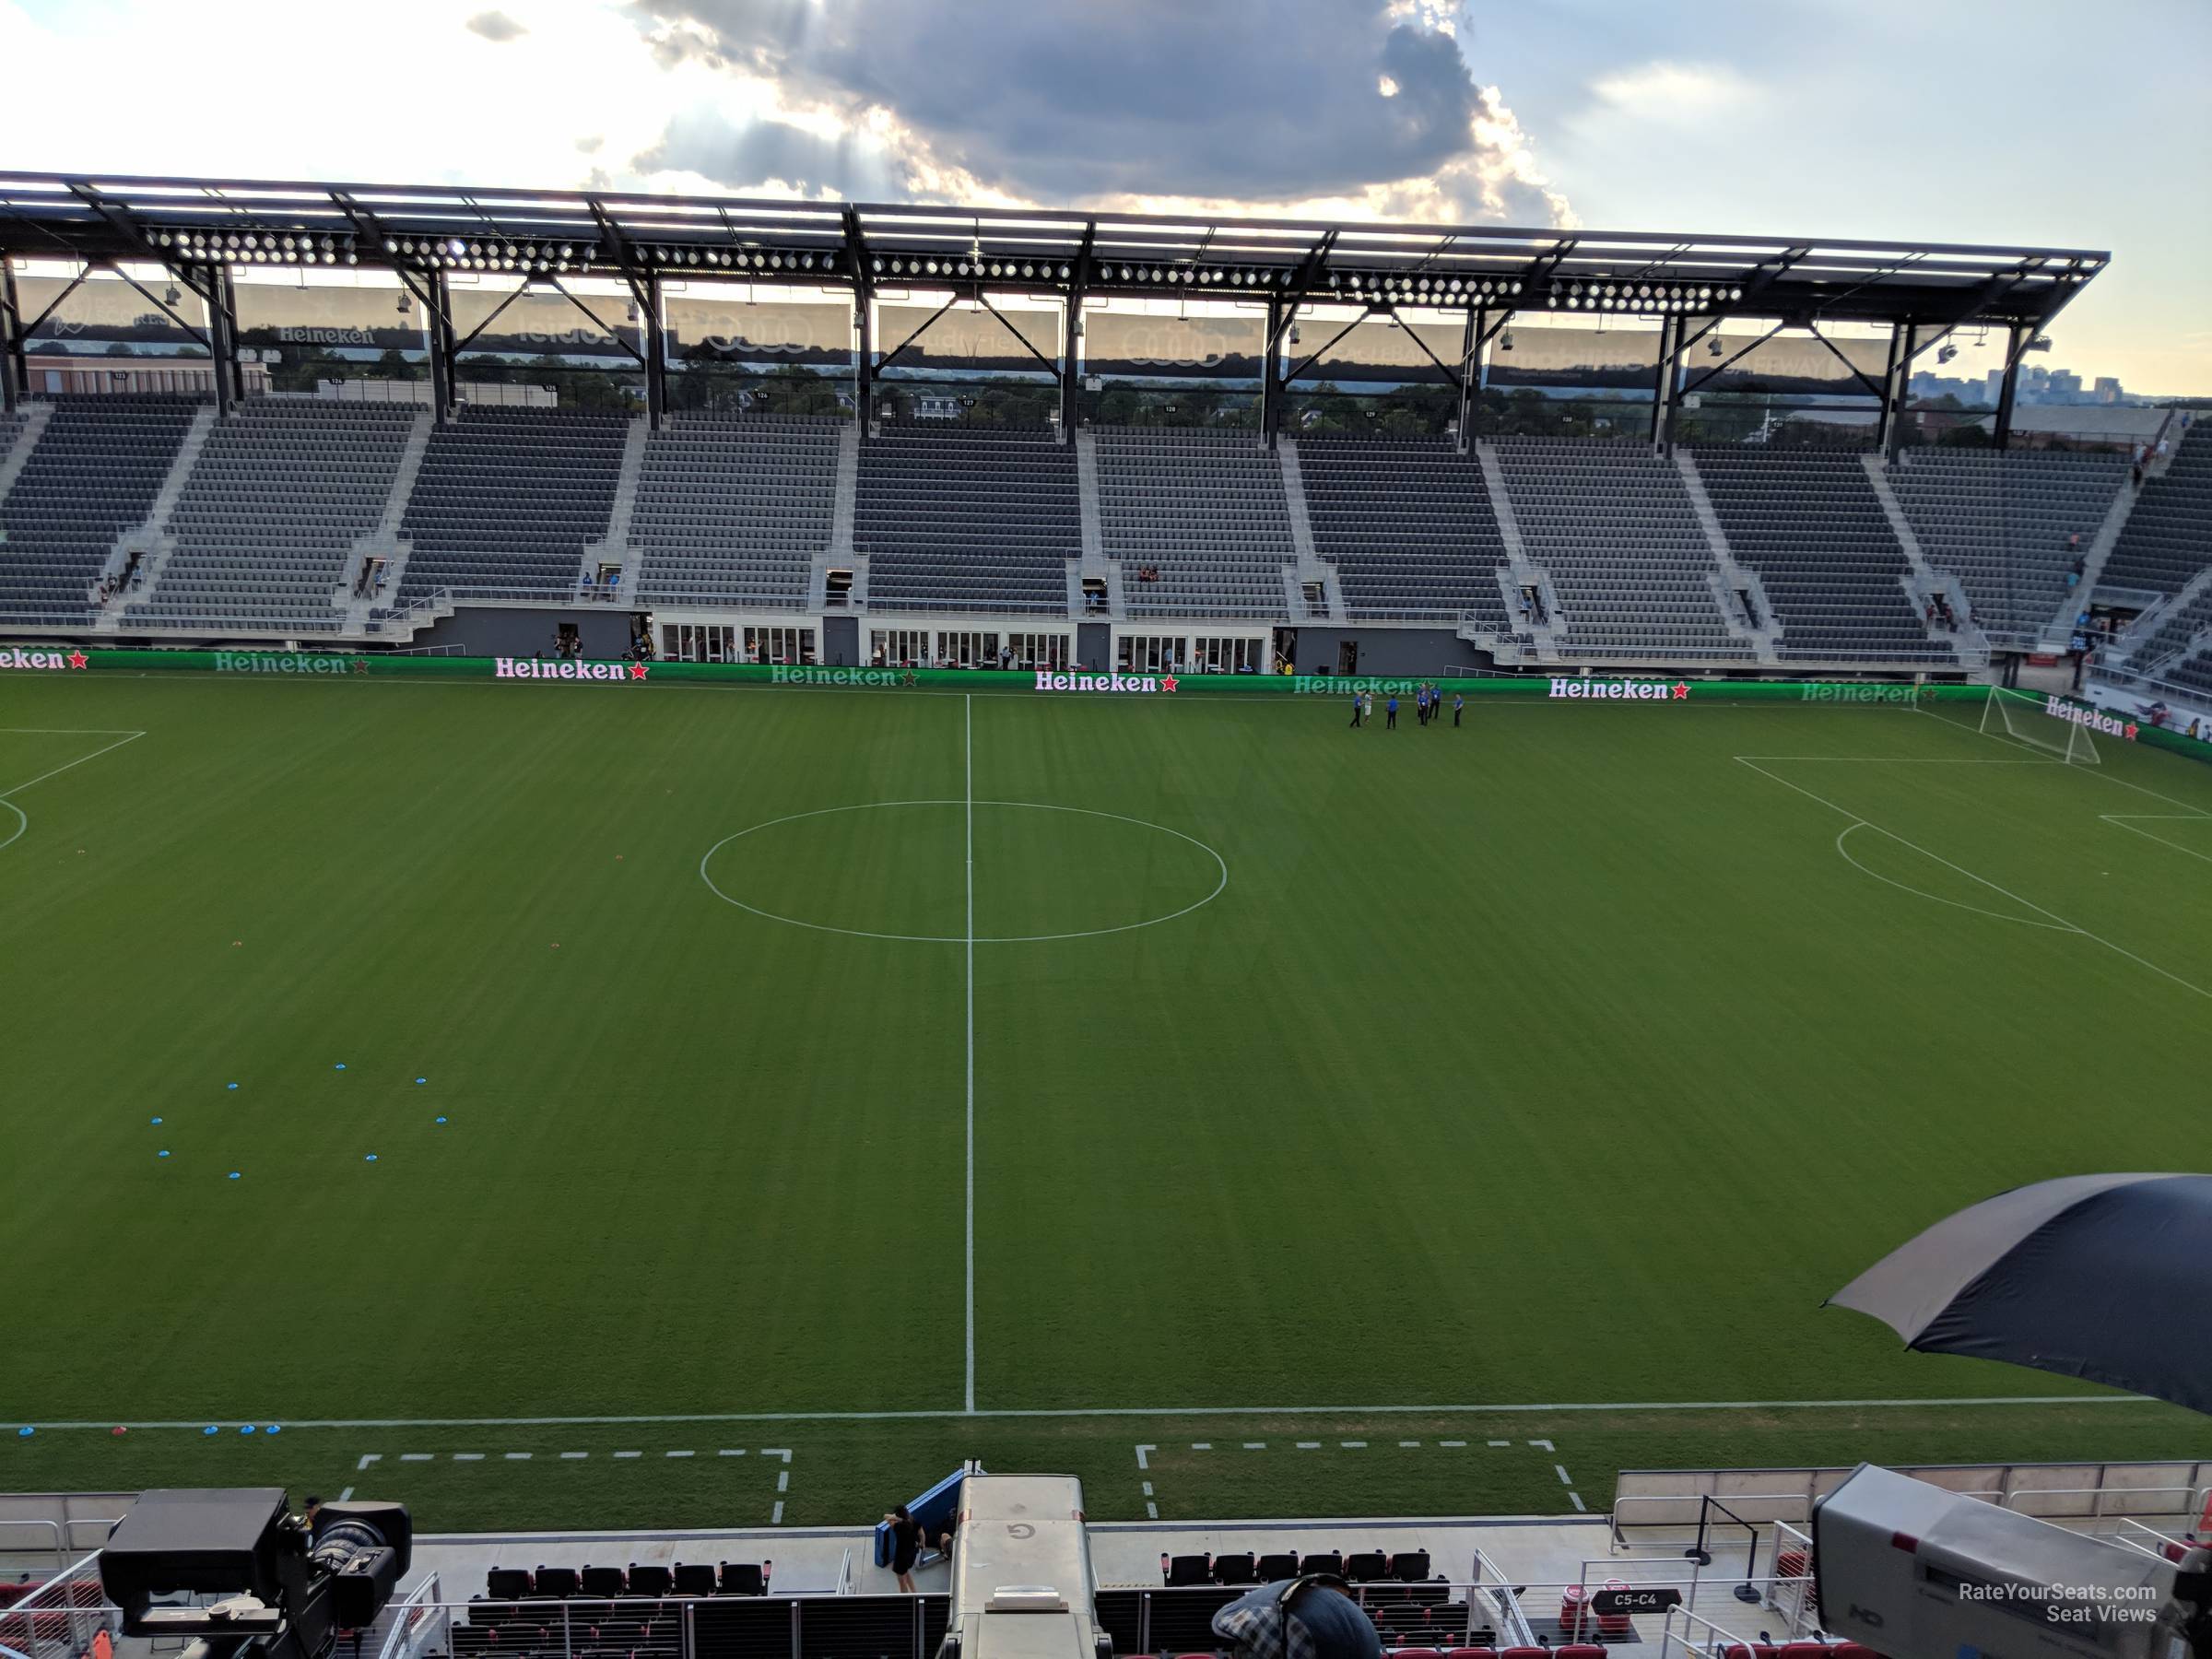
left=1979, top=685, right=2101, bottom=763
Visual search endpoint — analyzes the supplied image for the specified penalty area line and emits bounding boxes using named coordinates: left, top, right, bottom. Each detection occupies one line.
left=18, top=1393, right=2157, bottom=1432
left=1736, top=756, right=2211, bottom=1002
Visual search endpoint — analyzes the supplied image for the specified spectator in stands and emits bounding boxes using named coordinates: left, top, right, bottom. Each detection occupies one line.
left=885, top=1504, right=924, bottom=1593
left=1212, top=1575, right=1380, bottom=1659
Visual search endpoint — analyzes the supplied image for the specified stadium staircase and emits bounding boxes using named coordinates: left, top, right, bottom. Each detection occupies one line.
left=1858, top=453, right=1990, bottom=662
left=1472, top=441, right=1563, bottom=657
left=1274, top=441, right=1342, bottom=621
left=2049, top=463, right=2148, bottom=647
left=343, top=406, right=434, bottom=632
left=1670, top=449, right=1781, bottom=662
left=90, top=404, right=217, bottom=634
left=0, top=403, right=53, bottom=502
left=1072, top=429, right=1123, bottom=618
left=816, top=421, right=860, bottom=613
left=583, top=414, right=650, bottom=598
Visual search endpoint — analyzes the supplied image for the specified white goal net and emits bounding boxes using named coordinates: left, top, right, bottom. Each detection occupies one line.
left=1980, top=686, right=2101, bottom=763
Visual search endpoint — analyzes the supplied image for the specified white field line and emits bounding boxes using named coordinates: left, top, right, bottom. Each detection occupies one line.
left=2100, top=815, right=2212, bottom=865
left=0, top=729, right=146, bottom=799
left=1735, top=756, right=2210, bottom=1002
left=963, top=695, right=976, bottom=1416
left=32, top=1393, right=2155, bottom=1432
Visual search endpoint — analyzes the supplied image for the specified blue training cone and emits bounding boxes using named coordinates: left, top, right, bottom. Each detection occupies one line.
left=159, top=1150, right=171, bottom=1159
left=203, top=1425, right=218, bottom=1436
left=265, top=1424, right=281, bottom=1435
left=335, top=1064, right=347, bottom=1071
left=365, top=1154, right=378, bottom=1162
left=229, top=1171, right=241, bottom=1181
left=151, top=1116, right=162, bottom=1124
left=16, top=1427, right=31, bottom=1438
left=228, top=1083, right=239, bottom=1090
left=417, top=1077, right=427, bottom=1085
left=435, top=1116, right=447, bottom=1124
left=241, top=1425, right=255, bottom=1435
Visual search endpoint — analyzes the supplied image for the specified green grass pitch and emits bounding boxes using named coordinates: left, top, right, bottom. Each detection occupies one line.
left=3, top=672, right=2208, bottom=1532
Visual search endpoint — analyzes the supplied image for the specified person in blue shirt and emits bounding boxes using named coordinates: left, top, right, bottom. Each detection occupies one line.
left=1385, top=695, right=1399, bottom=729
left=1453, top=691, right=1464, bottom=727
left=1347, top=690, right=1363, bottom=729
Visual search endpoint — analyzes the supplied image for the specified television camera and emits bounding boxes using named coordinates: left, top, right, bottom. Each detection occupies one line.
left=98, top=1489, right=411, bottom=1659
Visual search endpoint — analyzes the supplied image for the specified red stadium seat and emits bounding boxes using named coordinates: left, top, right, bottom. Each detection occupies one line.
left=1556, top=1647, right=1608, bottom=1659
left=1718, top=1646, right=1780, bottom=1658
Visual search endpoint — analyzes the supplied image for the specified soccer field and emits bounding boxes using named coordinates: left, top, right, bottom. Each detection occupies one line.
left=3, top=672, right=2207, bottom=1532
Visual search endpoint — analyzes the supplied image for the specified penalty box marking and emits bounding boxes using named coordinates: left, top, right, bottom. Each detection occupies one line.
left=1138, top=1437, right=1588, bottom=1519
left=352, top=1447, right=792, bottom=1522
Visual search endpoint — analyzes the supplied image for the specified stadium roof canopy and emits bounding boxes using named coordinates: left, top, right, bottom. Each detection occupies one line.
left=0, top=170, right=2106, bottom=333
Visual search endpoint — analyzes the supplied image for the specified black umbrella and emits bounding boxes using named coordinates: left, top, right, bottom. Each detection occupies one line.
left=1829, top=1172, right=2212, bottom=1415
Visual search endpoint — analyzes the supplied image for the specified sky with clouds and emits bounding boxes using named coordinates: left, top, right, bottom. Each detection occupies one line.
left=2, top=0, right=2205, bottom=393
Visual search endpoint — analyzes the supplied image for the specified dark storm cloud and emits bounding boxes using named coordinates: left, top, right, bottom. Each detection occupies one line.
left=629, top=0, right=1503, bottom=206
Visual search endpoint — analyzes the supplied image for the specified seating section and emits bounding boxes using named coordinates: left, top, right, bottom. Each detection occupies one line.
left=128, top=402, right=417, bottom=633
left=2118, top=582, right=2212, bottom=675
left=1691, top=449, right=1950, bottom=663
left=1888, top=450, right=2125, bottom=644
left=0, top=396, right=200, bottom=626
left=1096, top=427, right=1295, bottom=618
left=1490, top=438, right=1748, bottom=660
left=2160, top=645, right=2212, bottom=702
left=856, top=427, right=1075, bottom=612
left=632, top=415, right=841, bottom=608
left=1296, top=437, right=1510, bottom=631
left=397, top=407, right=629, bottom=602
left=2100, top=421, right=2212, bottom=594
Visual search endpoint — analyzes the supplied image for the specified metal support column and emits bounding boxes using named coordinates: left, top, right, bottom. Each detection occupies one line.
left=1876, top=323, right=1913, bottom=460
left=429, top=269, right=457, bottom=425
left=1058, top=287, right=1083, bottom=440
left=202, top=265, right=239, bottom=417
left=1994, top=324, right=2028, bottom=451
left=1260, top=294, right=1285, bottom=450
left=0, top=262, right=23, bottom=413
left=1648, top=314, right=1680, bottom=452
left=853, top=288, right=874, bottom=431
left=641, top=270, right=666, bottom=429
left=1453, top=306, right=1477, bottom=452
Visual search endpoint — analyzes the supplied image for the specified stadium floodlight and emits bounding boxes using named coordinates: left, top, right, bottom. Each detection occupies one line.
left=1058, top=265, right=1070, bottom=277
left=1708, top=335, right=1724, bottom=355
left=1023, top=263, right=1036, bottom=277
left=1500, top=330, right=1514, bottom=351
left=1728, top=286, right=1743, bottom=300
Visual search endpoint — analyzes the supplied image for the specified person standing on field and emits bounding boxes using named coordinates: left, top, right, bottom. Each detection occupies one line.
left=1362, top=690, right=1374, bottom=724
left=1453, top=691, right=1464, bottom=727
left=1348, top=691, right=1363, bottom=729
left=1385, top=694, right=1399, bottom=729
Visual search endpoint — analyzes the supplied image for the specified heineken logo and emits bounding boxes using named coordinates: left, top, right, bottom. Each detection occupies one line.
left=214, top=651, right=366, bottom=675
left=1033, top=670, right=1177, bottom=694
left=1802, top=683, right=1929, bottom=703
left=771, top=666, right=907, bottom=687
left=0, top=648, right=88, bottom=671
left=2044, top=695, right=2137, bottom=741
left=1549, top=677, right=1686, bottom=701
left=495, top=658, right=649, bottom=682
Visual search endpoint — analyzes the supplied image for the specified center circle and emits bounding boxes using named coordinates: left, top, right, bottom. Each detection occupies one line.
left=699, top=800, right=1229, bottom=944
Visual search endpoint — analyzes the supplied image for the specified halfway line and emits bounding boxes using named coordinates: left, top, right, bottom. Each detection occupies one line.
left=964, top=693, right=976, bottom=1416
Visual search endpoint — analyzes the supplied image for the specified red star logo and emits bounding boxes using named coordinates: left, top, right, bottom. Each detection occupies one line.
left=629, top=663, right=649, bottom=680
left=1671, top=681, right=1688, bottom=700
left=67, top=650, right=88, bottom=670
left=2124, top=723, right=2139, bottom=741
left=1159, top=675, right=1179, bottom=692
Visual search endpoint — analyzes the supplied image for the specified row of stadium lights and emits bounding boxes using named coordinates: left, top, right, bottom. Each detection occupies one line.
left=153, top=229, right=358, bottom=265
left=136, top=233, right=1746, bottom=314
left=1548, top=280, right=1747, bottom=312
